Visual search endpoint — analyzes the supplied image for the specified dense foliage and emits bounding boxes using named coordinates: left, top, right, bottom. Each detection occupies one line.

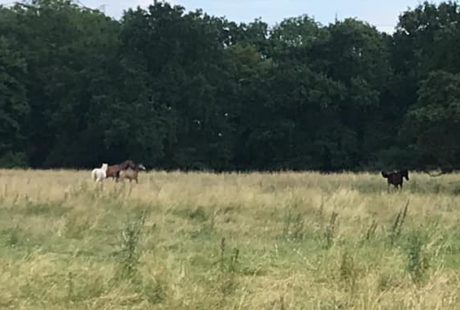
left=1, top=0, right=459, bottom=171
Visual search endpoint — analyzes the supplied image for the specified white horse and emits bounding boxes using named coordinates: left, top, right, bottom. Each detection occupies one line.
left=91, top=163, right=108, bottom=182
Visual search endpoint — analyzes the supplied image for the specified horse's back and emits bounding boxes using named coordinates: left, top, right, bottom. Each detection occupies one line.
left=106, top=166, right=119, bottom=178
left=120, top=168, right=137, bottom=181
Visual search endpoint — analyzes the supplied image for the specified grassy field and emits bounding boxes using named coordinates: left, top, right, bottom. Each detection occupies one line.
left=0, top=170, right=460, bottom=309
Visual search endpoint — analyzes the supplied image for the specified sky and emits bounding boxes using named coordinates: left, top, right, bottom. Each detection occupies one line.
left=1, top=0, right=443, bottom=33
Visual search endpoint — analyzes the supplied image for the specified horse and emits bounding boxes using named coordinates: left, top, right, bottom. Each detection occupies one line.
left=106, top=160, right=137, bottom=181
left=91, top=163, right=108, bottom=182
left=381, top=169, right=409, bottom=191
left=119, top=164, right=146, bottom=184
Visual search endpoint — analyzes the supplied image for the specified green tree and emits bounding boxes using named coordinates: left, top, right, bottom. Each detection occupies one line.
left=121, top=3, right=236, bottom=170
left=0, top=36, right=29, bottom=167
left=407, top=71, right=460, bottom=169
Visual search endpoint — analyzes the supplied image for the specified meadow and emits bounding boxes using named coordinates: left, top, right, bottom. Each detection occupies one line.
left=0, top=169, right=460, bottom=309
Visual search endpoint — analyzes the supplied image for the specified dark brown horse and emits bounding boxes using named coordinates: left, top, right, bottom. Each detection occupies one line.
left=106, top=160, right=137, bottom=181
left=381, top=170, right=409, bottom=191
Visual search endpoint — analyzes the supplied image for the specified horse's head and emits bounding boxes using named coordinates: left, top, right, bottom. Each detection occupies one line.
left=101, top=163, right=108, bottom=171
left=138, top=164, right=146, bottom=171
left=400, top=169, right=409, bottom=181
left=381, top=171, right=389, bottom=179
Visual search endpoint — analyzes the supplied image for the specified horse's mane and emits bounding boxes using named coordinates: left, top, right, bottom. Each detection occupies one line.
left=118, top=160, right=136, bottom=169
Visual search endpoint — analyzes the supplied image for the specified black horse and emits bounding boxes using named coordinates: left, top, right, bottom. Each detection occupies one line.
left=381, top=170, right=409, bottom=191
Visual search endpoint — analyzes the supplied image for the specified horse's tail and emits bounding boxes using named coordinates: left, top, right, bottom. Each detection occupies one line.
left=91, top=169, right=97, bottom=181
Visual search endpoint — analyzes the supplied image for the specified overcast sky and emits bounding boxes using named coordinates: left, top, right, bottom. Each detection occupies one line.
left=1, top=0, right=442, bottom=32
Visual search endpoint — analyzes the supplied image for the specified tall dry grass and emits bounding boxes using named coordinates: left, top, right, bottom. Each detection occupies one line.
left=0, top=169, right=459, bottom=309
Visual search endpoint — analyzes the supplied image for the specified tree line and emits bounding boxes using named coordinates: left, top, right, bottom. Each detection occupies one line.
left=1, top=0, right=459, bottom=171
